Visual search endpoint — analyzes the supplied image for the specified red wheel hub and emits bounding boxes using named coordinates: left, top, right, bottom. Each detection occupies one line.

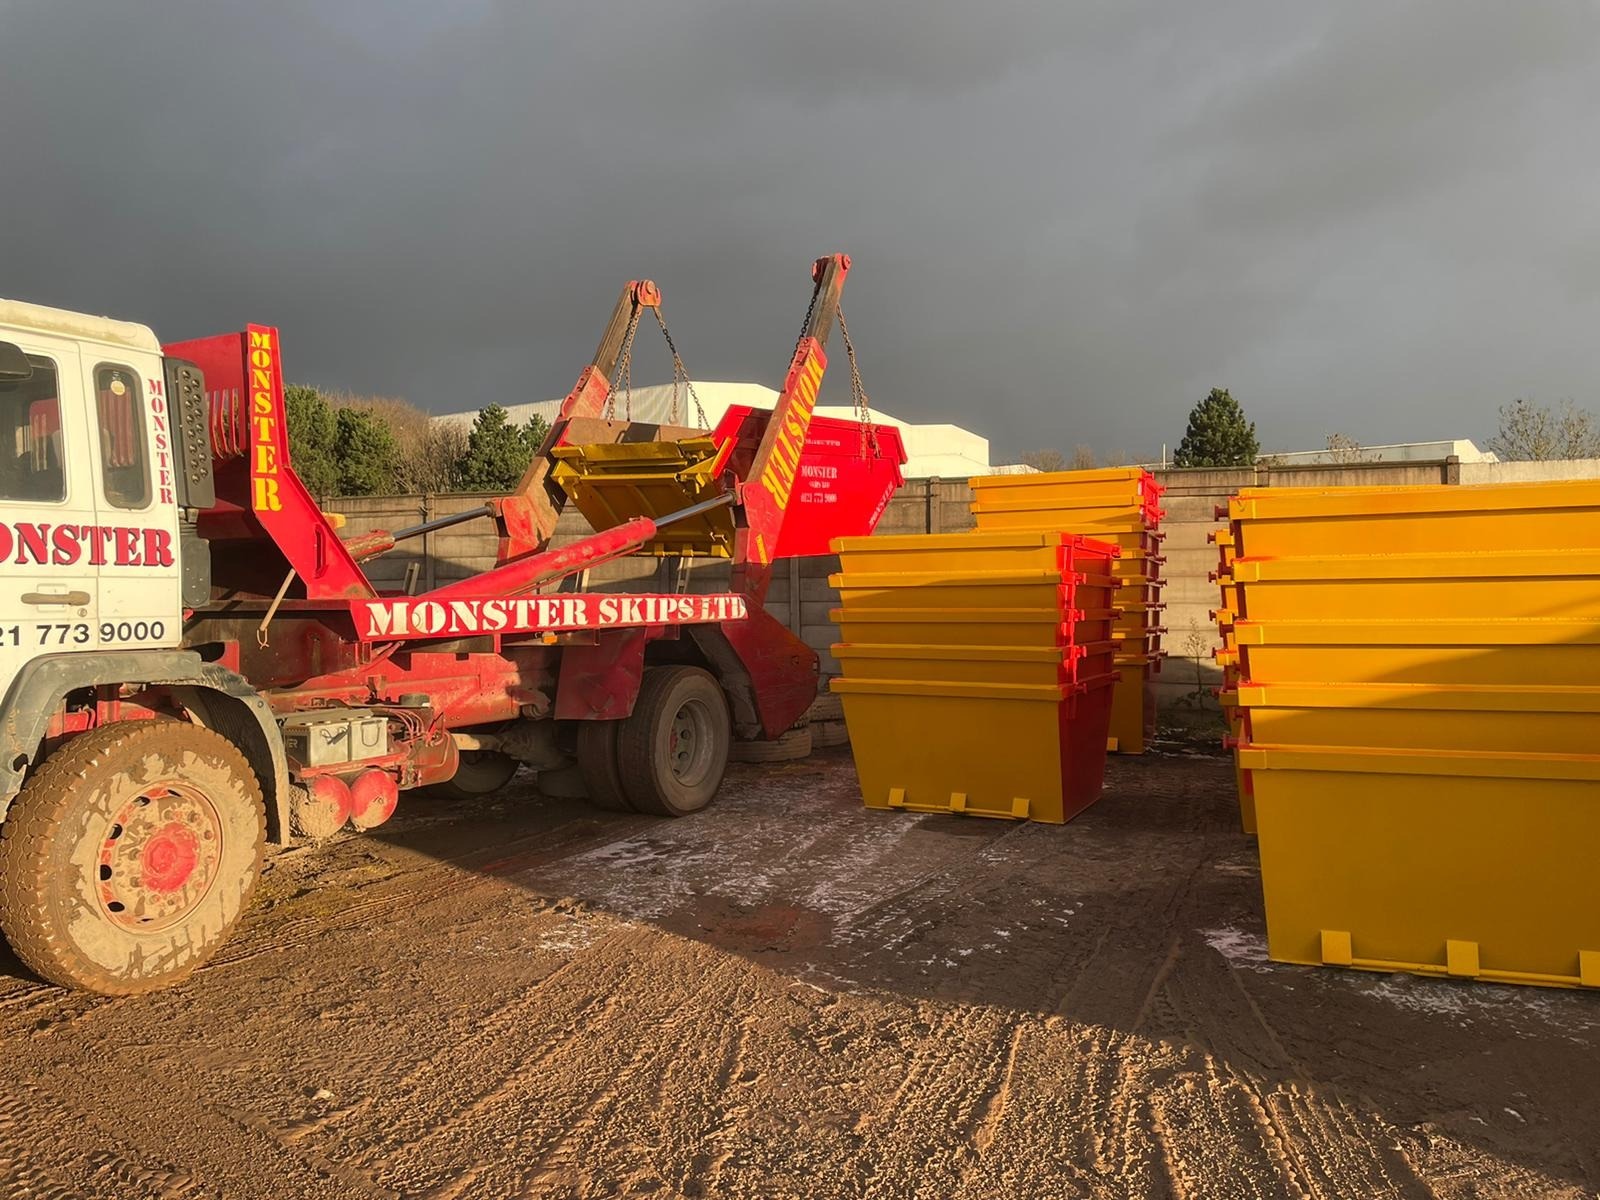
left=140, top=822, right=201, bottom=892
left=96, top=785, right=223, bottom=931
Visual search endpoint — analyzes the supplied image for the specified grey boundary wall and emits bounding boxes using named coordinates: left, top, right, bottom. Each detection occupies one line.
left=326, top=457, right=1600, bottom=715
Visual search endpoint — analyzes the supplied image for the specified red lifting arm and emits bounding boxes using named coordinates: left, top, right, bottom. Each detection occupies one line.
left=729, top=253, right=850, bottom=604
left=493, top=280, right=662, bottom=558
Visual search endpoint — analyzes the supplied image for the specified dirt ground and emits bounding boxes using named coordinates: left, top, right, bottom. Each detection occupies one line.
left=1, top=735, right=1597, bottom=1200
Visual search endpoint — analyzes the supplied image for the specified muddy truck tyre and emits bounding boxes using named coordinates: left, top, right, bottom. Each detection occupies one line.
left=574, top=721, right=634, bottom=812
left=617, top=667, right=731, bottom=817
left=534, top=763, right=590, bottom=800
left=431, top=749, right=519, bottom=801
left=0, top=721, right=266, bottom=996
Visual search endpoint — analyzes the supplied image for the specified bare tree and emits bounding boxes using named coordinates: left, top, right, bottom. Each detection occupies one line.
left=1020, top=448, right=1066, bottom=473
left=1324, top=432, right=1371, bottom=464
left=1489, top=398, right=1600, bottom=461
left=323, top=391, right=467, bottom=492
left=404, top=421, right=469, bottom=494
left=1070, top=444, right=1097, bottom=470
left=1177, top=621, right=1212, bottom=710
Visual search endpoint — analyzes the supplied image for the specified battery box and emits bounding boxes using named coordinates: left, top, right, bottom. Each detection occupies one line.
left=281, top=709, right=390, bottom=768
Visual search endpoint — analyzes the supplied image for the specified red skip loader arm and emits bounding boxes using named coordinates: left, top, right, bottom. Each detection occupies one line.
left=728, top=253, right=850, bottom=606
left=492, top=280, right=662, bottom=558
left=426, top=493, right=734, bottom=604
left=167, top=324, right=377, bottom=602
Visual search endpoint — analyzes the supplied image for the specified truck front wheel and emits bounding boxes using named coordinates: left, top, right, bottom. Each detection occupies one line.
left=0, top=721, right=265, bottom=995
left=617, top=667, right=731, bottom=817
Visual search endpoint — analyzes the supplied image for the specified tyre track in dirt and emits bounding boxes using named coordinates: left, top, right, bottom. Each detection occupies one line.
left=359, top=931, right=734, bottom=1196
left=1108, top=781, right=1410, bottom=1198
left=0, top=1073, right=223, bottom=1199
left=514, top=953, right=763, bottom=1197
left=0, top=1061, right=328, bottom=1200
left=1175, top=972, right=1420, bottom=1198
left=0, top=809, right=658, bottom=1200
left=1137, top=756, right=1587, bottom=1200
left=214, top=807, right=649, bottom=969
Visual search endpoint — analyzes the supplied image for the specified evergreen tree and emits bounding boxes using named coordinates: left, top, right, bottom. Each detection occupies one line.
left=520, top=414, right=551, bottom=458
left=455, top=405, right=545, bottom=492
left=333, top=407, right=401, bottom=496
left=283, top=384, right=339, bottom=498
left=1173, top=388, right=1259, bottom=467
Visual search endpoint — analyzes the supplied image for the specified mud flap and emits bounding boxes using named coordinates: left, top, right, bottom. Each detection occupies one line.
left=696, top=609, right=818, bottom=740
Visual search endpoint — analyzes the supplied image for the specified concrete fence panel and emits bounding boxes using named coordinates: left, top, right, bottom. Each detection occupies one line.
left=328, top=454, right=1600, bottom=721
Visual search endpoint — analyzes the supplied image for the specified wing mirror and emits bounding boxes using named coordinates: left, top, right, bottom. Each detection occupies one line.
left=0, top=341, right=33, bottom=383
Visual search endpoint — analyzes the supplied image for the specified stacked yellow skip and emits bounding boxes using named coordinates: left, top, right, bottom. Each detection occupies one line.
left=1221, top=480, right=1600, bottom=989
left=829, top=531, right=1121, bottom=823
left=968, top=468, right=1166, bottom=753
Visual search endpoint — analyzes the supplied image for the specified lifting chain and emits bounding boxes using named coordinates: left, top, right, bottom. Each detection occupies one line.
left=651, top=307, right=708, bottom=429
left=836, top=304, right=879, bottom=459
left=604, top=306, right=645, bottom=421
left=604, top=303, right=710, bottom=428
left=791, top=280, right=821, bottom=368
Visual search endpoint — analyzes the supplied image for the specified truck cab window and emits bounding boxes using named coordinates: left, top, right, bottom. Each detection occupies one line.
left=95, top=365, right=150, bottom=509
left=0, top=355, right=65, bottom=503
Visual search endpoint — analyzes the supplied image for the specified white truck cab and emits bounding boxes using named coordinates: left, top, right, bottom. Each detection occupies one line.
left=0, top=300, right=184, bottom=704
left=0, top=302, right=270, bottom=998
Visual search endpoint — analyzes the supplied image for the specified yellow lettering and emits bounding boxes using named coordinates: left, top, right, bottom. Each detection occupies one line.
left=771, top=433, right=798, bottom=476
left=756, top=347, right=827, bottom=511
left=253, top=414, right=276, bottom=443
left=248, top=329, right=274, bottom=350
left=250, top=348, right=273, bottom=370
left=775, top=440, right=800, bottom=484
left=769, top=449, right=798, bottom=507
left=784, top=408, right=809, bottom=444
left=254, top=444, right=279, bottom=474
left=253, top=476, right=282, bottom=511
left=252, top=387, right=274, bottom=415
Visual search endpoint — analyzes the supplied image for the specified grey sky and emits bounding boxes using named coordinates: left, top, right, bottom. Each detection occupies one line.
left=3, top=1, right=1596, bottom=459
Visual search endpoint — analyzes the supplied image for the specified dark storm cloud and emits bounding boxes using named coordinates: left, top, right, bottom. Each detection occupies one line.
left=3, top=1, right=1597, bottom=459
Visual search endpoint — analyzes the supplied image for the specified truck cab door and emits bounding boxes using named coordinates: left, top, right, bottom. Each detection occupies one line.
left=82, top=352, right=182, bottom=651
left=0, top=338, right=100, bottom=699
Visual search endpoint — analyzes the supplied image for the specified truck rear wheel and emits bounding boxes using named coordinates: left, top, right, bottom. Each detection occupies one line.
left=574, top=721, right=634, bottom=812
left=0, top=721, right=265, bottom=995
left=431, top=750, right=519, bottom=801
left=617, top=667, right=731, bottom=817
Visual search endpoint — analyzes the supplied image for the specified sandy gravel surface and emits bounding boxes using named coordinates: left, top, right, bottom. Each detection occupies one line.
left=1, top=742, right=1594, bottom=1199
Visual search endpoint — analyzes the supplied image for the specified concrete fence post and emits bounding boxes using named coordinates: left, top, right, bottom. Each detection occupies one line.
left=788, top=557, right=803, bottom=635
left=422, top=494, right=436, bottom=591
